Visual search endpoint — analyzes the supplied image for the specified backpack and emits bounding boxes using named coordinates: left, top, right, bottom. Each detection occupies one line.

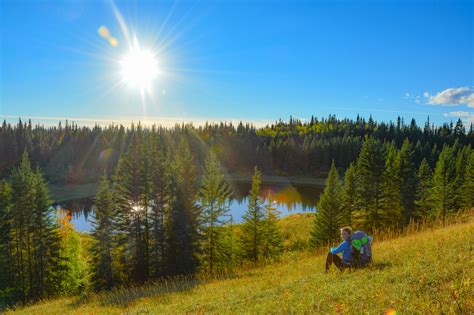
left=350, top=231, right=373, bottom=266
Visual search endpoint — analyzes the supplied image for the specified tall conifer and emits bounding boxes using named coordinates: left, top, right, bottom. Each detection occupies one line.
left=310, top=161, right=343, bottom=247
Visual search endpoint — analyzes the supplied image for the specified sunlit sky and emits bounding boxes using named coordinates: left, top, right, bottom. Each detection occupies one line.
left=1, top=0, right=473, bottom=127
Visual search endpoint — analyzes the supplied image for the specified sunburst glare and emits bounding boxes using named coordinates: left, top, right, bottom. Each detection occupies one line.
left=120, top=37, right=159, bottom=93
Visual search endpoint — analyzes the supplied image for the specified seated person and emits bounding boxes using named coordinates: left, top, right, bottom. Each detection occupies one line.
left=325, top=226, right=353, bottom=272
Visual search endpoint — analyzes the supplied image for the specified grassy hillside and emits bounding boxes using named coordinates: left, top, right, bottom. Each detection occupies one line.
left=7, top=217, right=473, bottom=314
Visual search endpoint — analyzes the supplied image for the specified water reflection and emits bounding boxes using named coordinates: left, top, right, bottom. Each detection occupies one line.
left=56, top=182, right=323, bottom=232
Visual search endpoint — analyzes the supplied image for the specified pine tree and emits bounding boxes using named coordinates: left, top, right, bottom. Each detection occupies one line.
left=341, top=163, right=357, bottom=226
left=4, top=152, right=62, bottom=303
left=354, top=138, right=386, bottom=231
left=0, top=180, right=13, bottom=300
left=381, top=143, right=403, bottom=228
left=198, top=151, right=233, bottom=274
left=310, top=160, right=343, bottom=248
left=57, top=210, right=87, bottom=295
left=240, top=166, right=265, bottom=264
left=110, top=156, right=133, bottom=284
left=31, top=166, right=62, bottom=299
left=262, top=196, right=284, bottom=260
left=168, top=138, right=200, bottom=275
left=91, top=175, right=116, bottom=290
left=453, top=146, right=471, bottom=211
left=459, top=148, right=474, bottom=211
left=431, top=145, right=457, bottom=219
left=396, top=139, right=416, bottom=224
left=149, top=132, right=170, bottom=278
left=9, top=152, right=36, bottom=302
left=414, top=159, right=434, bottom=219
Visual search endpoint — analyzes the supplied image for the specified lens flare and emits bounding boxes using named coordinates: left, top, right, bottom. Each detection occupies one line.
left=119, top=38, right=159, bottom=92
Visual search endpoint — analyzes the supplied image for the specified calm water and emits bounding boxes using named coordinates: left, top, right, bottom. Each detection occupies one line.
left=57, top=181, right=323, bottom=232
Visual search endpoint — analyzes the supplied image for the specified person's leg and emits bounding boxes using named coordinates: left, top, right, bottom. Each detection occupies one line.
left=325, top=252, right=344, bottom=271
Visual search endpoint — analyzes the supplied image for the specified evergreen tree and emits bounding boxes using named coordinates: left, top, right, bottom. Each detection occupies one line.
left=198, top=151, right=233, bottom=274
left=381, top=143, right=403, bottom=228
left=3, top=152, right=62, bottom=303
left=459, top=148, right=474, bottom=210
left=262, top=197, right=284, bottom=260
left=354, top=138, right=386, bottom=231
left=149, top=133, right=170, bottom=278
left=453, top=146, right=471, bottom=211
left=431, top=145, right=457, bottom=219
left=57, top=210, right=87, bottom=295
left=414, top=159, right=434, bottom=219
left=31, top=166, right=62, bottom=299
left=240, top=166, right=265, bottom=264
left=0, top=180, right=14, bottom=303
left=110, top=156, right=133, bottom=284
left=168, top=138, right=200, bottom=275
left=310, top=161, right=343, bottom=247
left=396, top=139, right=416, bottom=223
left=91, top=175, right=116, bottom=290
left=341, top=163, right=357, bottom=226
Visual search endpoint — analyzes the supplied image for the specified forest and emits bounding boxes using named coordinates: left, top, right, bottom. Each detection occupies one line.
left=0, top=115, right=473, bottom=307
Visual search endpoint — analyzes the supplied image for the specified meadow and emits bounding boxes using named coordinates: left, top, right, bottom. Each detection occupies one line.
left=7, top=213, right=473, bottom=314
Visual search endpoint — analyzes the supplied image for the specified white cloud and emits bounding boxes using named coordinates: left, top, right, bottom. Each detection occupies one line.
left=424, top=87, right=474, bottom=108
left=444, top=111, right=474, bottom=125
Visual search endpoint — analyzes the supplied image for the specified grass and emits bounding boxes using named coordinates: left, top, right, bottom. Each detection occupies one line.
left=7, top=214, right=473, bottom=314
left=277, top=212, right=314, bottom=250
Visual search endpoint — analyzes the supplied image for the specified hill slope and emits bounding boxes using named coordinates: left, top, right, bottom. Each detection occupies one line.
left=8, top=220, right=473, bottom=314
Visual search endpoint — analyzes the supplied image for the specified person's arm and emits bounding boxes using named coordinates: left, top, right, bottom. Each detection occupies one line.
left=330, top=241, right=347, bottom=255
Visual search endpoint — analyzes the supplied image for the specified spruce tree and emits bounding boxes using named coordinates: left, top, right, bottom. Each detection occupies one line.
left=414, top=159, right=434, bottom=219
left=111, top=156, right=133, bottom=284
left=57, top=210, right=87, bottom=295
left=354, top=137, right=386, bottom=231
left=0, top=180, right=13, bottom=300
left=381, top=143, right=403, bottom=228
left=240, top=166, right=265, bottom=264
left=91, top=175, right=115, bottom=290
left=396, top=139, right=416, bottom=224
left=198, top=151, right=233, bottom=274
left=454, top=146, right=471, bottom=211
left=341, top=163, right=357, bottom=226
left=4, top=152, right=61, bottom=303
left=149, top=131, right=170, bottom=278
left=431, top=145, right=457, bottom=219
left=310, top=160, right=343, bottom=248
left=262, top=197, right=284, bottom=260
left=459, top=148, right=474, bottom=210
left=168, top=138, right=200, bottom=275
left=31, top=166, right=62, bottom=299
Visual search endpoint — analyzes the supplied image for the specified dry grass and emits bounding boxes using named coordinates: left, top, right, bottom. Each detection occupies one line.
left=7, top=212, right=473, bottom=314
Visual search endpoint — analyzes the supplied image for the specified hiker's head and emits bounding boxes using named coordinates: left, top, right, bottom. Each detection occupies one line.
left=340, top=226, right=352, bottom=241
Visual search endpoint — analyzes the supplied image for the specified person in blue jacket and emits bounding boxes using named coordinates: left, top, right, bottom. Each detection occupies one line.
left=325, top=226, right=353, bottom=272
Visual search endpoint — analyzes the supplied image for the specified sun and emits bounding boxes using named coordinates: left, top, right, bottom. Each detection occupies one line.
left=120, top=39, right=159, bottom=92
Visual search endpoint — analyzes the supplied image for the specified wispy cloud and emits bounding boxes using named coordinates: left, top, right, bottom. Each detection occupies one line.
left=443, top=111, right=474, bottom=125
left=424, top=87, right=474, bottom=108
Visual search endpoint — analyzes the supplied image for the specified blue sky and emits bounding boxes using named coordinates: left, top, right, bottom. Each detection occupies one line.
left=1, top=0, right=473, bottom=127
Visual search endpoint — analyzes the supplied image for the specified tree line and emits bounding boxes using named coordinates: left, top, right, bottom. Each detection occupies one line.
left=310, top=138, right=473, bottom=246
left=1, top=115, right=472, bottom=184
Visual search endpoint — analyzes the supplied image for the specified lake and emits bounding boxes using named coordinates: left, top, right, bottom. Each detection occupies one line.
left=56, top=181, right=324, bottom=232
